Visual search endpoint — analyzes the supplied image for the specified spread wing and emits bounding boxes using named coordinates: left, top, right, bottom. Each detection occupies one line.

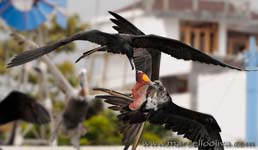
left=0, top=91, right=50, bottom=125
left=95, top=88, right=145, bottom=150
left=132, top=34, right=248, bottom=71
left=114, top=97, right=223, bottom=150
left=109, top=11, right=161, bottom=80
left=148, top=102, right=223, bottom=150
left=109, top=11, right=144, bottom=35
left=96, top=95, right=144, bottom=150
left=7, top=30, right=114, bottom=67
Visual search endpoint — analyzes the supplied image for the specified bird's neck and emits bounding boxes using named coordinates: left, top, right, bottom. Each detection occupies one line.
left=132, top=82, right=149, bottom=99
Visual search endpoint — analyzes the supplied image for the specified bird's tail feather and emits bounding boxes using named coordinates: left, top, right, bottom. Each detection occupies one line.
left=131, top=122, right=145, bottom=150
left=122, top=123, right=143, bottom=150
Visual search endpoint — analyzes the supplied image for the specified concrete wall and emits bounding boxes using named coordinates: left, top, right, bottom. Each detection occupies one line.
left=198, top=71, right=246, bottom=142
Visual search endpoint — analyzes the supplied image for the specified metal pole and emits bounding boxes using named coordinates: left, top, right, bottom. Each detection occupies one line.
left=245, top=36, right=258, bottom=145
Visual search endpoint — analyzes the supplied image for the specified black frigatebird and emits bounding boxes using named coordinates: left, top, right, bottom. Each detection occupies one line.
left=7, top=12, right=250, bottom=72
left=0, top=91, right=50, bottom=125
left=95, top=71, right=224, bottom=150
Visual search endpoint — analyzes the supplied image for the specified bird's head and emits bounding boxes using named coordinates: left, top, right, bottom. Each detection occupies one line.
left=136, top=71, right=152, bottom=85
left=79, top=69, right=89, bottom=97
left=145, top=81, right=170, bottom=110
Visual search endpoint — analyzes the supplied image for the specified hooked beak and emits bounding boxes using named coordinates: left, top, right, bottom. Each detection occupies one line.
left=141, top=73, right=151, bottom=84
left=127, top=56, right=134, bottom=70
left=75, top=46, right=107, bottom=63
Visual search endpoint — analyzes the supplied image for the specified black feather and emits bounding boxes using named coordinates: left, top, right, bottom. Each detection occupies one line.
left=0, top=91, right=50, bottom=125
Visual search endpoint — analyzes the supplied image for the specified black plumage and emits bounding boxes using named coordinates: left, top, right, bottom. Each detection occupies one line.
left=109, top=11, right=161, bottom=80
left=50, top=96, right=90, bottom=150
left=0, top=91, right=50, bottom=125
left=62, top=97, right=89, bottom=130
left=95, top=81, right=224, bottom=150
left=7, top=12, right=249, bottom=71
left=94, top=88, right=144, bottom=150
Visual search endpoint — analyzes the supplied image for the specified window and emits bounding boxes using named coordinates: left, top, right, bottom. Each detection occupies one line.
left=180, top=21, right=218, bottom=53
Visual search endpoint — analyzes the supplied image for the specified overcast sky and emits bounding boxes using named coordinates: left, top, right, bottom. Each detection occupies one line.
left=67, top=0, right=137, bottom=22
left=67, top=0, right=258, bottom=22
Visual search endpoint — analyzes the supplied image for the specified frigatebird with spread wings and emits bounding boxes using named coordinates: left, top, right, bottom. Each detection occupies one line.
left=8, top=12, right=250, bottom=72
left=95, top=71, right=224, bottom=150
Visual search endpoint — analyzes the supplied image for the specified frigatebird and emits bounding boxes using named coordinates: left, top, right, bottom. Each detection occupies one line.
left=0, top=91, right=50, bottom=125
left=95, top=71, right=224, bottom=150
left=50, top=69, right=96, bottom=150
left=7, top=12, right=250, bottom=72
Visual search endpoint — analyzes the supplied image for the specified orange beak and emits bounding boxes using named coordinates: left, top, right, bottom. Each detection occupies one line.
left=141, top=73, right=151, bottom=84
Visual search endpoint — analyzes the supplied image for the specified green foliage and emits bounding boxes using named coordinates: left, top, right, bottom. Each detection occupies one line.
left=45, top=14, right=89, bottom=53
left=140, top=122, right=168, bottom=143
left=56, top=60, right=79, bottom=87
left=28, top=72, right=38, bottom=84
left=142, top=132, right=162, bottom=143
left=83, top=110, right=122, bottom=145
left=0, top=62, right=5, bottom=74
left=86, top=98, right=104, bottom=119
left=52, top=99, right=66, bottom=112
left=58, top=134, right=71, bottom=145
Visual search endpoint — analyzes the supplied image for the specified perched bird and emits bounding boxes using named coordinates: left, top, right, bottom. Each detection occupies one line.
left=0, top=91, right=50, bottom=125
left=8, top=13, right=250, bottom=72
left=95, top=72, right=224, bottom=150
left=50, top=69, right=96, bottom=150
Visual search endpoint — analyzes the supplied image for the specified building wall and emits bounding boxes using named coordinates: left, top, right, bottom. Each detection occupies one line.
left=218, top=21, right=227, bottom=56
left=198, top=71, right=246, bottom=141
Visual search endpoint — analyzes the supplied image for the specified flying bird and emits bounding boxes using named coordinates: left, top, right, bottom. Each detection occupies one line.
left=7, top=12, right=250, bottom=72
left=0, top=91, right=50, bottom=125
left=95, top=72, right=224, bottom=150
left=108, top=11, right=161, bottom=80
left=50, top=69, right=98, bottom=150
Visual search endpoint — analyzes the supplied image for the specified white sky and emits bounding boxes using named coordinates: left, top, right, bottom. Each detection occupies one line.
left=67, top=0, right=137, bottom=22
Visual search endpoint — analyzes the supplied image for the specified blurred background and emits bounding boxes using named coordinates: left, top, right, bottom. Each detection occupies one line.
left=0, top=0, right=257, bottom=149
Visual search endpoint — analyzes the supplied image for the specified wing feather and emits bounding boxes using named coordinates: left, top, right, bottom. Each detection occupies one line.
left=7, top=30, right=113, bottom=67
left=96, top=92, right=145, bottom=150
left=109, top=11, right=144, bottom=35
left=0, top=91, right=50, bottom=125
left=132, top=34, right=247, bottom=71
left=148, top=102, right=223, bottom=150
